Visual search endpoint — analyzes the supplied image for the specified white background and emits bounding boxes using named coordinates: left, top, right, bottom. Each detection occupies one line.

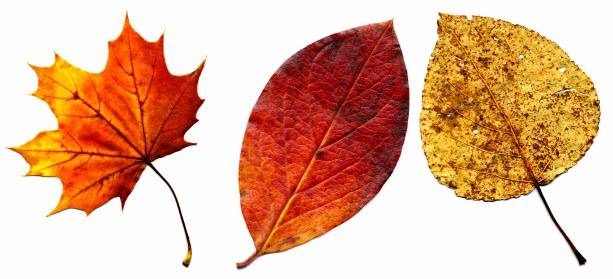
left=0, top=0, right=611, bottom=278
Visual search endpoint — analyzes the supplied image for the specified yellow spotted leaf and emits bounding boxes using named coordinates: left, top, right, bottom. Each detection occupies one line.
left=420, top=13, right=599, bottom=264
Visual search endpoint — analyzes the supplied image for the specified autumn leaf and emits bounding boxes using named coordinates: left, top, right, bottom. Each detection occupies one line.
left=10, top=15, right=204, bottom=267
left=420, top=13, right=599, bottom=264
left=237, top=20, right=409, bottom=267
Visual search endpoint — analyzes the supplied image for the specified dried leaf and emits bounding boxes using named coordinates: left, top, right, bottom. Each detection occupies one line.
left=420, top=13, right=599, bottom=264
left=10, top=15, right=204, bottom=266
left=237, top=20, right=409, bottom=267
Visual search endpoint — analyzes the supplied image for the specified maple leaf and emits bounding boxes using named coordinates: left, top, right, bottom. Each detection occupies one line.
left=10, top=15, right=204, bottom=267
left=420, top=13, right=600, bottom=265
left=237, top=20, right=409, bottom=267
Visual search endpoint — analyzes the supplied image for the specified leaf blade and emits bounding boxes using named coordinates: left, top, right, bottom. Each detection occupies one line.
left=421, top=13, right=600, bottom=200
left=238, top=20, right=409, bottom=266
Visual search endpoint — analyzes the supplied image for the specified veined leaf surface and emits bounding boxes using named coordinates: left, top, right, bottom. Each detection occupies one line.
left=238, top=20, right=409, bottom=267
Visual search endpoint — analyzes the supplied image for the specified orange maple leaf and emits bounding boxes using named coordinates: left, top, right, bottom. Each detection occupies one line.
left=10, top=15, right=204, bottom=267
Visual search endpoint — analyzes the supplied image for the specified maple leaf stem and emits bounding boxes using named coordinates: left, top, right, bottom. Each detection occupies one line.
left=533, top=184, right=586, bottom=265
left=146, top=161, right=192, bottom=267
left=236, top=251, right=261, bottom=269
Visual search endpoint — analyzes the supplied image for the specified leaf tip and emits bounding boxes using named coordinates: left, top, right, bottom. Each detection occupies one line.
left=123, top=11, right=131, bottom=28
left=385, top=19, right=395, bottom=28
left=118, top=11, right=137, bottom=39
left=120, top=194, right=129, bottom=211
left=198, top=56, right=207, bottom=70
left=156, top=28, right=166, bottom=46
left=47, top=203, right=69, bottom=217
left=50, top=52, right=66, bottom=66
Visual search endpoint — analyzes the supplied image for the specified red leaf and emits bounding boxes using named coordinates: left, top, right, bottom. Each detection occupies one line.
left=237, top=20, right=409, bottom=267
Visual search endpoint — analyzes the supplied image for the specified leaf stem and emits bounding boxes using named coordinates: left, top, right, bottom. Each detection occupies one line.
left=147, top=161, right=192, bottom=267
left=236, top=251, right=261, bottom=269
left=533, top=183, right=586, bottom=265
